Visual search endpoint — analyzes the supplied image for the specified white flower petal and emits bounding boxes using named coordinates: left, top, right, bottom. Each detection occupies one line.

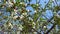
left=44, top=26, right=46, bottom=28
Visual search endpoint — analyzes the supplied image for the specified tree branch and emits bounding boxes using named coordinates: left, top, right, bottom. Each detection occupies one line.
left=32, top=0, right=57, bottom=34
left=55, top=0, right=58, bottom=6
left=44, top=0, right=50, bottom=8
left=45, top=17, right=56, bottom=34
left=45, top=23, right=56, bottom=34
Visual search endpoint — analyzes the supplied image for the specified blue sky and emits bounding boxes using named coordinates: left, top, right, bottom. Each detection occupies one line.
left=0, top=0, right=60, bottom=34
left=0, top=0, right=53, bottom=19
left=26, top=0, right=54, bottom=31
left=26, top=0, right=53, bottom=19
left=0, top=0, right=54, bottom=23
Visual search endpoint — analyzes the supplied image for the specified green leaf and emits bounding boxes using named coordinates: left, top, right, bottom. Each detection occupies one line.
left=16, top=0, right=20, bottom=2
left=31, top=4, right=40, bottom=10
left=54, top=6, right=60, bottom=12
left=54, top=16, right=60, bottom=25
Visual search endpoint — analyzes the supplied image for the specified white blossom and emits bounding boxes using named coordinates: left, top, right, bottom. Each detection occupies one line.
left=8, top=23, right=13, bottom=28
left=33, top=32, right=37, bottom=34
left=33, top=26, right=35, bottom=28
left=43, top=26, right=46, bottom=28
left=25, top=3, right=27, bottom=6
left=29, top=17, right=33, bottom=21
left=36, top=4, right=39, bottom=6
left=18, top=27, right=22, bottom=31
left=6, top=1, right=13, bottom=7
left=27, top=10, right=30, bottom=12
left=56, top=13, right=60, bottom=18
left=32, top=22, right=36, bottom=25
left=22, top=13, right=27, bottom=15
left=13, top=0, right=16, bottom=3
left=20, top=15, right=24, bottom=19
left=20, top=2, right=23, bottom=4
left=13, top=16, right=18, bottom=20
left=32, top=22, right=36, bottom=28
left=54, top=12, right=56, bottom=14
left=34, top=10, right=37, bottom=13
left=18, top=25, right=23, bottom=31
left=14, top=9, right=18, bottom=14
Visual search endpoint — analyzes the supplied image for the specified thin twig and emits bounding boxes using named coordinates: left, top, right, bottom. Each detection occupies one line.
left=32, top=0, right=57, bottom=34
left=45, top=16, right=56, bottom=34
left=55, top=0, right=58, bottom=6
left=44, top=0, right=50, bottom=8
left=45, top=23, right=56, bottom=34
